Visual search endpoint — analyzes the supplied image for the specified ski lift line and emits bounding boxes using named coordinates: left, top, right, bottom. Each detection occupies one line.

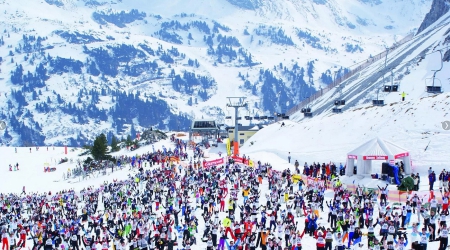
left=286, top=21, right=450, bottom=116
left=289, top=39, right=448, bottom=116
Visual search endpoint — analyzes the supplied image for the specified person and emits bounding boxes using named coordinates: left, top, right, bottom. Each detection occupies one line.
left=288, top=152, right=291, bottom=163
left=413, top=174, right=420, bottom=191
left=1, top=230, right=8, bottom=250
left=437, top=223, right=449, bottom=250
left=21, top=186, right=26, bottom=195
left=400, top=91, right=407, bottom=101
left=281, top=122, right=285, bottom=127
left=439, top=170, right=447, bottom=190
left=429, top=171, right=437, bottom=191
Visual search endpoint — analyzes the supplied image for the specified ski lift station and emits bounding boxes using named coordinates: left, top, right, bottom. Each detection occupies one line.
left=189, top=119, right=219, bottom=144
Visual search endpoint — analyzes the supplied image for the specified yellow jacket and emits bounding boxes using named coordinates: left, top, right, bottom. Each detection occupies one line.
left=222, top=217, right=231, bottom=227
left=228, top=200, right=234, bottom=210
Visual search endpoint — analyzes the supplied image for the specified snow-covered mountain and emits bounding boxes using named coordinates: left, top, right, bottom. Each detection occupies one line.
left=241, top=6, right=450, bottom=169
left=0, top=0, right=432, bottom=146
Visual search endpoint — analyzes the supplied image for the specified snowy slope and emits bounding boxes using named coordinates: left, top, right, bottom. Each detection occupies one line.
left=241, top=12, right=450, bottom=170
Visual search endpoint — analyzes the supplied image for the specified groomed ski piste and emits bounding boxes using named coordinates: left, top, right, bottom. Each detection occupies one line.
left=1, top=123, right=450, bottom=250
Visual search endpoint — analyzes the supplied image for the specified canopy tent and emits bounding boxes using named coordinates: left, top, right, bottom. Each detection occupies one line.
left=346, top=137, right=411, bottom=177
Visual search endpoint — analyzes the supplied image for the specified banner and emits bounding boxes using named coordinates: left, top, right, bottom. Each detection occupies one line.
left=226, top=138, right=231, bottom=156
left=348, top=155, right=358, bottom=159
left=363, top=155, right=388, bottom=160
left=306, top=177, right=326, bottom=188
left=203, top=158, right=224, bottom=167
left=395, top=152, right=409, bottom=159
left=232, top=156, right=244, bottom=163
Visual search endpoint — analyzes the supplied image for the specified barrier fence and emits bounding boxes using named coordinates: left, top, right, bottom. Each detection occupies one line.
left=179, top=151, right=445, bottom=206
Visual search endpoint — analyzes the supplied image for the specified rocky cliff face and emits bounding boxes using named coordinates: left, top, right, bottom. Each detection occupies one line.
left=417, top=0, right=450, bottom=34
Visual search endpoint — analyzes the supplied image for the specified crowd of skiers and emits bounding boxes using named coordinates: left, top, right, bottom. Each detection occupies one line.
left=1, top=140, right=450, bottom=250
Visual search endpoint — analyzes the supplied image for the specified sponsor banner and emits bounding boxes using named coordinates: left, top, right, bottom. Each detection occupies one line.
left=363, top=155, right=388, bottom=160
left=348, top=155, right=358, bottom=159
left=395, top=152, right=409, bottom=159
left=203, top=158, right=224, bottom=167
left=232, top=156, right=244, bottom=163
left=306, top=177, right=326, bottom=188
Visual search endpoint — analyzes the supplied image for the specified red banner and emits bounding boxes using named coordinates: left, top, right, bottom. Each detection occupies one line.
left=395, top=152, right=409, bottom=159
left=363, top=155, right=388, bottom=160
left=232, top=156, right=244, bottom=163
left=203, top=158, right=224, bottom=167
left=348, top=155, right=358, bottom=159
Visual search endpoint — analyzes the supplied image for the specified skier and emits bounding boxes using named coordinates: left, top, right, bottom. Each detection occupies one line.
left=400, top=91, right=407, bottom=101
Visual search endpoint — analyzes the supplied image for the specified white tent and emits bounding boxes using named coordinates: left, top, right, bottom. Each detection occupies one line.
left=346, top=137, right=411, bottom=177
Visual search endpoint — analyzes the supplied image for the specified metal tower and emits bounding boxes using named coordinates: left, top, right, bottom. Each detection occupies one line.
left=226, top=97, right=248, bottom=156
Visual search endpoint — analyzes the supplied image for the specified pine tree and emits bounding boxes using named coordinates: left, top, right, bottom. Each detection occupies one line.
left=91, top=133, right=108, bottom=160
left=110, top=135, right=119, bottom=152
left=126, top=135, right=132, bottom=146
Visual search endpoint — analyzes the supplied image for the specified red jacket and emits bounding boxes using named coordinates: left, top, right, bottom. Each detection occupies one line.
left=314, top=230, right=326, bottom=247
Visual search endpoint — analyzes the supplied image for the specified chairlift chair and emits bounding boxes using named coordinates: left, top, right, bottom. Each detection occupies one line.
left=372, top=100, right=385, bottom=106
left=332, top=108, right=342, bottom=113
left=426, top=50, right=444, bottom=94
left=334, top=100, right=346, bottom=106
left=372, top=87, right=385, bottom=106
left=303, top=106, right=313, bottom=117
left=426, top=77, right=443, bottom=94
